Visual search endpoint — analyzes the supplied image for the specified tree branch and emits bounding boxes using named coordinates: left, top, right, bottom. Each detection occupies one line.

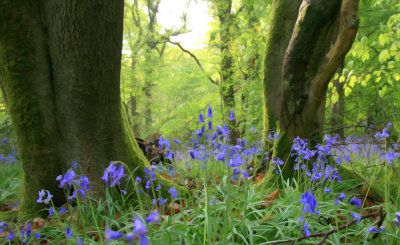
left=272, top=207, right=386, bottom=245
left=167, top=39, right=219, bottom=85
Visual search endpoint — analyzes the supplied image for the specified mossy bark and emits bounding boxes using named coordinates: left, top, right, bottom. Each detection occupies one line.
left=214, top=0, right=239, bottom=144
left=0, top=0, right=185, bottom=217
left=260, top=0, right=359, bottom=186
left=262, top=0, right=302, bottom=137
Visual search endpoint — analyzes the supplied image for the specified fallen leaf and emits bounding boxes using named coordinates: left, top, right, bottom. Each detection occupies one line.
left=32, top=217, right=45, bottom=230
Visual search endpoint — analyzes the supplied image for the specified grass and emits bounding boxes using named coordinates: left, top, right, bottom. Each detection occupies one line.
left=0, top=120, right=400, bottom=244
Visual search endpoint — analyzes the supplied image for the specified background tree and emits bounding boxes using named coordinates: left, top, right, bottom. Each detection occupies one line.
left=0, top=0, right=182, bottom=216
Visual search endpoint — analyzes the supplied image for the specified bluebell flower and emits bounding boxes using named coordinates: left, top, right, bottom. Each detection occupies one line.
left=207, top=107, right=213, bottom=118
left=7, top=229, right=14, bottom=241
left=168, top=187, right=178, bottom=199
left=208, top=121, right=213, bottom=130
left=367, top=227, right=380, bottom=233
left=72, top=160, right=78, bottom=168
left=134, top=216, right=147, bottom=236
left=303, top=222, right=311, bottom=237
left=0, top=221, right=8, bottom=234
left=338, top=193, right=346, bottom=201
left=65, top=227, right=73, bottom=239
left=37, top=190, right=53, bottom=204
left=209, top=196, right=216, bottom=206
left=199, top=113, right=205, bottom=123
left=324, top=187, right=331, bottom=194
left=78, top=237, right=83, bottom=244
left=136, top=177, right=142, bottom=183
left=48, top=207, right=55, bottom=216
left=74, top=175, right=91, bottom=198
left=382, top=150, right=400, bottom=164
left=146, top=210, right=160, bottom=223
left=228, top=110, right=235, bottom=121
left=395, top=212, right=400, bottom=226
left=102, top=162, right=125, bottom=187
left=173, top=139, right=181, bottom=144
left=105, top=229, right=122, bottom=241
left=56, top=169, right=77, bottom=188
left=350, top=198, right=362, bottom=208
left=242, top=170, right=249, bottom=179
left=155, top=184, right=161, bottom=191
left=298, top=216, right=304, bottom=222
left=145, top=180, right=151, bottom=189
left=125, top=233, right=134, bottom=242
left=195, top=126, right=205, bottom=138
left=268, top=132, right=279, bottom=141
left=59, top=206, right=68, bottom=214
left=300, top=190, right=320, bottom=214
left=375, top=123, right=391, bottom=138
left=158, top=197, right=167, bottom=205
left=351, top=213, right=361, bottom=222
left=35, top=233, right=41, bottom=239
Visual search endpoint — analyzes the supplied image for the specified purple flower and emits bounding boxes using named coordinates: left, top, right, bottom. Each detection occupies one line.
left=125, top=233, right=134, bottom=242
left=35, top=233, right=41, bottom=239
left=395, top=212, right=400, bottom=226
left=136, top=177, right=142, bottom=183
left=78, top=237, right=83, bottom=244
left=324, top=187, right=331, bottom=194
left=367, top=227, right=380, bottom=233
left=338, top=193, right=346, bottom=201
left=72, top=160, right=78, bottom=168
left=199, top=113, right=205, bottom=123
left=7, top=229, right=14, bottom=241
left=351, top=213, right=361, bottom=222
left=160, top=197, right=167, bottom=205
left=48, top=207, right=55, bottom=216
left=134, top=216, right=147, bottom=236
left=207, top=107, right=213, bottom=118
left=208, top=121, right=213, bottom=130
left=350, top=198, right=362, bottom=208
left=59, top=206, right=68, bottom=214
left=0, top=221, right=8, bottom=234
left=65, top=227, right=73, bottom=239
left=382, top=150, right=400, bottom=164
left=146, top=210, right=160, bottom=223
left=173, top=139, right=181, bottom=144
left=300, top=190, right=320, bottom=215
left=102, top=162, right=125, bottom=187
left=209, top=196, right=216, bottom=206
left=268, top=132, right=279, bottom=141
left=228, top=110, right=235, bottom=121
left=168, top=187, right=178, bottom=199
left=56, top=169, right=77, bottom=188
left=105, top=229, right=122, bottom=241
left=303, top=222, right=311, bottom=237
left=37, top=190, right=53, bottom=204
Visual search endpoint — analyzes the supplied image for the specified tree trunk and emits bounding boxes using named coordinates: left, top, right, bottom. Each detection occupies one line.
left=262, top=0, right=302, bottom=137
left=0, top=0, right=183, bottom=216
left=261, top=0, right=359, bottom=180
left=330, top=66, right=345, bottom=138
left=216, top=0, right=239, bottom=144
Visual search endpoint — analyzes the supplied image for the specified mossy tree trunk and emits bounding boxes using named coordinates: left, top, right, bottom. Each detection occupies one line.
left=261, top=0, right=359, bottom=180
left=0, top=0, right=183, bottom=216
left=214, top=0, right=239, bottom=144
left=330, top=65, right=345, bottom=138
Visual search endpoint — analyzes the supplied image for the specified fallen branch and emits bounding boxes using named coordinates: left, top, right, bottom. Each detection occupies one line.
left=271, top=207, right=386, bottom=245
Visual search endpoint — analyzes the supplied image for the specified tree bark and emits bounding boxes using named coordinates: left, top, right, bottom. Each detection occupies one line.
left=330, top=65, right=345, bottom=138
left=261, top=0, right=359, bottom=181
left=215, top=0, right=239, bottom=144
left=262, top=0, right=302, bottom=137
left=0, top=0, right=183, bottom=216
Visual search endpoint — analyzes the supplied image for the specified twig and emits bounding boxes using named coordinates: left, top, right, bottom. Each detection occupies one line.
left=371, top=207, right=386, bottom=240
left=166, top=39, right=219, bottom=85
left=271, top=207, right=386, bottom=245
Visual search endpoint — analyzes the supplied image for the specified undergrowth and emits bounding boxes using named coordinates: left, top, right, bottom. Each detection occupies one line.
left=0, top=108, right=399, bottom=244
